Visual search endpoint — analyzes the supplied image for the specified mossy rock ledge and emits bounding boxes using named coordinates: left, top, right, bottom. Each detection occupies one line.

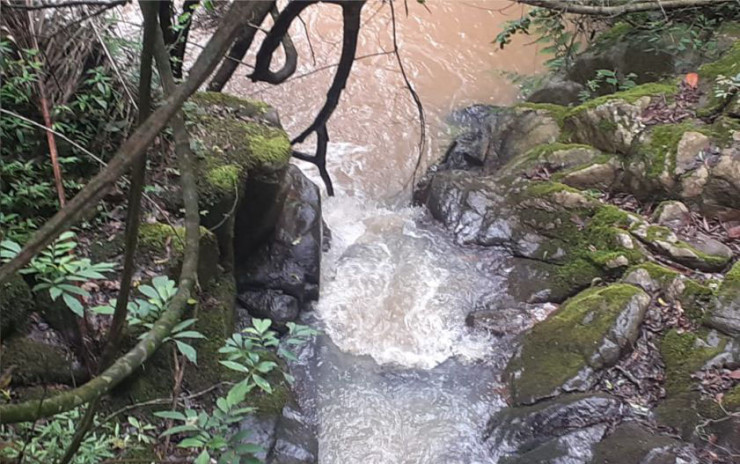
left=186, top=92, right=294, bottom=270
left=506, top=284, right=650, bottom=405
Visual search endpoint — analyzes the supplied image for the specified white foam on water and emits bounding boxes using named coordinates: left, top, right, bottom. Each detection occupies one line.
left=316, top=195, right=498, bottom=370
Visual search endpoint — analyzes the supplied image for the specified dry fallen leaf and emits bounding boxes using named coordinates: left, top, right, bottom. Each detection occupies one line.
left=685, top=72, right=699, bottom=89
left=729, top=369, right=740, bottom=380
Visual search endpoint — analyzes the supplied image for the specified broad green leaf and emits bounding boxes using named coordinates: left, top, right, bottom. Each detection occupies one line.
left=252, top=374, right=272, bottom=393
left=153, top=410, right=187, bottom=421
left=63, top=294, right=84, bottom=317
left=175, top=341, right=197, bottom=365
left=219, top=361, right=248, bottom=373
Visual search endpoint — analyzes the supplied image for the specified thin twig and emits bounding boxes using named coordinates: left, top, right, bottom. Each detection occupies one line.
left=388, top=0, right=426, bottom=192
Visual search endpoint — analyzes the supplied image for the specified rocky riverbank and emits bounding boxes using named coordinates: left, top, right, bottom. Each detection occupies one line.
left=416, top=28, right=740, bottom=463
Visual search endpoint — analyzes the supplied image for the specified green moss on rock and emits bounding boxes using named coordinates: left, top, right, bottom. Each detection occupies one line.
left=0, top=274, right=34, bottom=338
left=184, top=272, right=239, bottom=393
left=3, top=336, right=86, bottom=385
left=660, top=329, right=724, bottom=396
left=567, top=81, right=677, bottom=117
left=508, top=284, right=648, bottom=404
left=137, top=222, right=219, bottom=285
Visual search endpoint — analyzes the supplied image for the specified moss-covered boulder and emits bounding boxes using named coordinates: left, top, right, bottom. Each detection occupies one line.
left=507, top=284, right=650, bottom=405
left=622, top=262, right=715, bottom=322
left=563, top=83, right=675, bottom=154
left=709, top=261, right=740, bottom=335
left=186, top=92, right=293, bottom=271
left=655, top=328, right=727, bottom=438
left=629, top=221, right=731, bottom=272
left=0, top=274, right=34, bottom=339
left=2, top=336, right=88, bottom=386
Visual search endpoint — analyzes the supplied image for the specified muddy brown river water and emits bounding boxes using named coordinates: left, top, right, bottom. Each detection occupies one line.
left=188, top=2, right=548, bottom=462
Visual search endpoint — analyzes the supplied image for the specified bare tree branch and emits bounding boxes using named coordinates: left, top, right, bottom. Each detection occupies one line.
left=207, top=0, right=275, bottom=92
left=513, top=0, right=735, bottom=16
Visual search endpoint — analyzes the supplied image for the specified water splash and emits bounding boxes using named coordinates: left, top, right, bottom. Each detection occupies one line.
left=316, top=196, right=500, bottom=369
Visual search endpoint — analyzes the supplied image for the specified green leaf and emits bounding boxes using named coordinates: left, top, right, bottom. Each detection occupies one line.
left=63, top=294, right=84, bottom=317
left=226, top=381, right=250, bottom=406
left=194, top=450, right=210, bottom=464
left=173, top=330, right=206, bottom=339
left=252, top=318, right=271, bottom=334
left=235, top=443, right=264, bottom=455
left=219, top=360, right=249, bottom=373
left=138, top=285, right=159, bottom=300
left=178, top=437, right=206, bottom=448
left=252, top=374, right=272, bottom=393
left=255, top=361, right=277, bottom=374
left=175, top=341, right=197, bottom=365
left=91, top=305, right=114, bottom=315
left=153, top=410, right=187, bottom=421
left=172, top=318, right=197, bottom=332
left=161, top=424, right=200, bottom=437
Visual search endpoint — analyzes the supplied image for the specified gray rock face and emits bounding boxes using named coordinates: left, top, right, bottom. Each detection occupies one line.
left=439, top=105, right=560, bottom=174
left=485, top=394, right=623, bottom=464
left=236, top=165, right=322, bottom=328
left=709, top=262, right=740, bottom=335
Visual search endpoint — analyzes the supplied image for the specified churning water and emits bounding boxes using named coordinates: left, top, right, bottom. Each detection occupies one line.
left=206, top=1, right=548, bottom=461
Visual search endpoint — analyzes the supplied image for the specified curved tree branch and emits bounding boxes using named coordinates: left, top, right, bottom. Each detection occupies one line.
left=207, top=0, right=275, bottom=92
left=291, top=0, right=364, bottom=145
left=292, top=124, right=333, bottom=195
left=0, top=0, right=254, bottom=286
left=249, top=1, right=312, bottom=84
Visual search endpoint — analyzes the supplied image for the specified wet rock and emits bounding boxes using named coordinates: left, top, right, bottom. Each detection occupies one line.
left=709, top=261, right=740, bottom=335
left=651, top=201, right=690, bottom=230
left=442, top=129, right=489, bottom=169
left=267, top=403, right=318, bottom=464
left=0, top=273, right=34, bottom=339
left=507, top=284, right=649, bottom=405
left=489, top=108, right=560, bottom=173
left=486, top=393, right=623, bottom=463
left=527, top=76, right=584, bottom=106
left=629, top=223, right=731, bottom=272
left=236, top=166, right=322, bottom=324
left=442, top=105, right=560, bottom=173
left=238, top=290, right=300, bottom=328
left=591, top=422, right=697, bottom=464
left=565, top=97, right=650, bottom=154
left=466, top=302, right=541, bottom=337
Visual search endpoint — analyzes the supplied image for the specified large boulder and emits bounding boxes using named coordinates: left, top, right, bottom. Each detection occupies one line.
left=506, top=284, right=650, bottom=405
left=236, top=166, right=322, bottom=328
